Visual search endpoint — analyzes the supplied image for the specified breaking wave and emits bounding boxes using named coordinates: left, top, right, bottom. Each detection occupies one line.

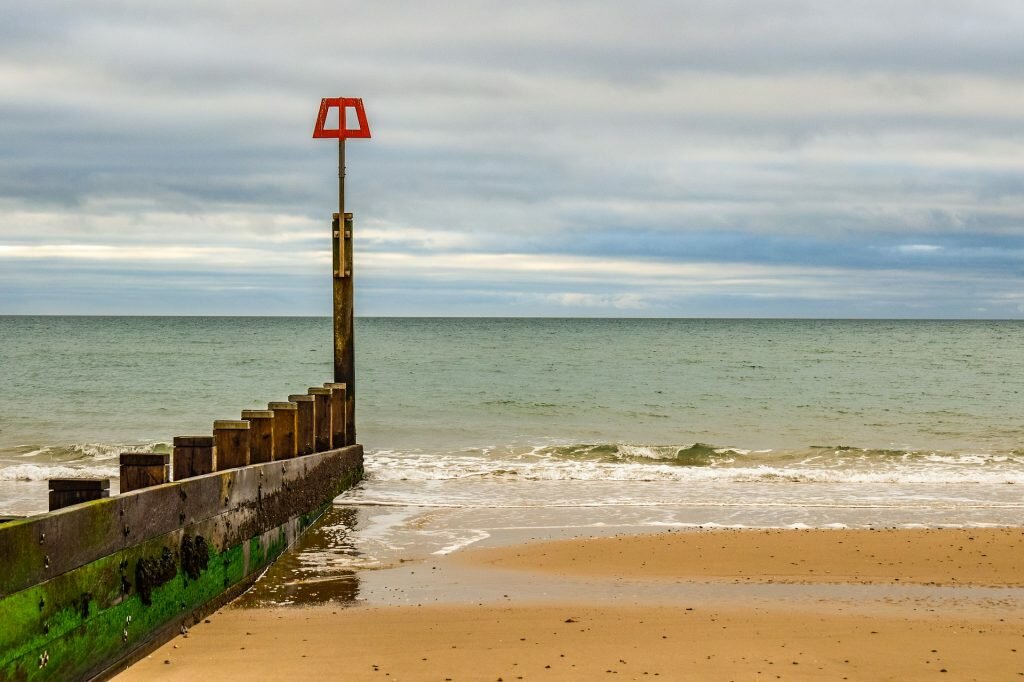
left=0, top=442, right=169, bottom=481
left=363, top=442, right=1024, bottom=486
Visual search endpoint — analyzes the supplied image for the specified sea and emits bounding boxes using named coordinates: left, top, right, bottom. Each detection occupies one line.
left=1, top=317, right=1022, bottom=589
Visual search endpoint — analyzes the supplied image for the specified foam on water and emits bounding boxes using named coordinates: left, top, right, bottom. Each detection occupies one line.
left=362, top=444, right=1024, bottom=486
left=0, top=442, right=166, bottom=482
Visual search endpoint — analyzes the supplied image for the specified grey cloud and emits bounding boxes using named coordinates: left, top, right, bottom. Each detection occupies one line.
left=2, top=0, right=1023, bottom=316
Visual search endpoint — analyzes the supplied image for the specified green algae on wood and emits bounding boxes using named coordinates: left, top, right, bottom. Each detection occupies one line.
left=0, top=445, right=362, bottom=681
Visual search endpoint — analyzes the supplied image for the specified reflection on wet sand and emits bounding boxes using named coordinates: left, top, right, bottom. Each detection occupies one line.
left=236, top=507, right=362, bottom=607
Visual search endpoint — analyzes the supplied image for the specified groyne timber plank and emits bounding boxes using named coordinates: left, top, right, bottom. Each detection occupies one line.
left=0, top=445, right=362, bottom=681
left=0, top=445, right=362, bottom=600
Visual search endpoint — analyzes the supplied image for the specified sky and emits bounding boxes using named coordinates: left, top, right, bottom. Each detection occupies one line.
left=1, top=1, right=1023, bottom=317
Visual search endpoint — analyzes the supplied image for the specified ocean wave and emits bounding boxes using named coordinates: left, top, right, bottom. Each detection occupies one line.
left=0, top=464, right=120, bottom=482
left=0, top=441, right=168, bottom=481
left=364, top=442, right=1024, bottom=486
left=4, top=441, right=168, bottom=463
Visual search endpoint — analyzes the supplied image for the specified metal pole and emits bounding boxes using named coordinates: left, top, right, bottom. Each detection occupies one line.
left=337, top=136, right=346, bottom=276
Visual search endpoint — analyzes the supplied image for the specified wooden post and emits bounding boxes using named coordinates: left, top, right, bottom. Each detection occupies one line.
left=242, top=409, right=274, bottom=463
left=324, top=383, right=347, bottom=447
left=309, top=387, right=332, bottom=452
left=269, top=401, right=298, bottom=460
left=119, top=453, right=170, bottom=493
left=172, top=435, right=214, bottom=480
left=48, top=479, right=109, bottom=511
left=333, top=211, right=356, bottom=446
left=213, top=420, right=250, bottom=470
left=288, top=394, right=316, bottom=456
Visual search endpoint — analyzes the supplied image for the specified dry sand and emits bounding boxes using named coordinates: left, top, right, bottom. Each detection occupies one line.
left=118, top=528, right=1024, bottom=681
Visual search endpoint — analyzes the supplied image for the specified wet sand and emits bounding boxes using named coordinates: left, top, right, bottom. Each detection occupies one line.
left=118, top=528, right=1024, bottom=681
left=462, top=527, right=1024, bottom=586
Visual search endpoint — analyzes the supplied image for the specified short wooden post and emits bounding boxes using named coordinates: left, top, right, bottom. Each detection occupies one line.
left=269, top=401, right=298, bottom=460
left=324, top=382, right=347, bottom=448
left=213, top=420, right=250, bottom=470
left=119, top=453, right=170, bottom=493
left=172, top=435, right=215, bottom=480
left=309, top=387, right=332, bottom=452
left=288, top=394, right=316, bottom=456
left=242, top=409, right=275, bottom=463
left=48, top=479, right=110, bottom=511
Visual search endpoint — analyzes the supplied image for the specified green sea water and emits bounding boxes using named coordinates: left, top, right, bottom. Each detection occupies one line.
left=1, top=317, right=1022, bottom=528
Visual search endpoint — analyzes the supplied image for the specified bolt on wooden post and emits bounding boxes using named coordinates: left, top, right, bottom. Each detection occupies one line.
left=269, top=401, right=298, bottom=459
left=308, top=387, right=332, bottom=451
left=289, top=394, right=316, bottom=456
left=213, top=420, right=250, bottom=470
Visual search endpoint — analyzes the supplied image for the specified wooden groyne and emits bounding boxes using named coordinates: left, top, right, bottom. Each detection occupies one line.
left=0, top=384, right=363, bottom=681
left=1, top=97, right=372, bottom=680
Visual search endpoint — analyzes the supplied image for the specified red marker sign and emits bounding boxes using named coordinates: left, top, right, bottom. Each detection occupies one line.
left=314, top=97, right=371, bottom=277
left=313, top=98, right=371, bottom=139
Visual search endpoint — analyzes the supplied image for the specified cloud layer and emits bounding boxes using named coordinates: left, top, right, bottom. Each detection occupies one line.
left=2, top=1, right=1023, bottom=316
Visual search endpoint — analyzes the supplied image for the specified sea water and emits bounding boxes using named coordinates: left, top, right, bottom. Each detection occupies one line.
left=2, top=317, right=1023, bottom=579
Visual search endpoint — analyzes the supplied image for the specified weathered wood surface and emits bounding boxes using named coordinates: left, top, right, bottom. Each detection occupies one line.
left=172, top=436, right=214, bottom=481
left=289, top=394, right=316, bottom=456
left=333, top=212, right=356, bottom=446
left=325, top=382, right=347, bottom=448
left=0, top=445, right=363, bottom=681
left=119, top=453, right=170, bottom=493
left=48, top=479, right=110, bottom=512
left=309, top=387, right=332, bottom=452
left=213, top=420, right=249, bottom=470
left=269, top=402, right=298, bottom=460
left=242, top=410, right=274, bottom=464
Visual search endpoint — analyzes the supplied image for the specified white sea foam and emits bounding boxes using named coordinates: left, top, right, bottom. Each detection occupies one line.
left=363, top=450, right=1024, bottom=486
left=0, top=464, right=119, bottom=481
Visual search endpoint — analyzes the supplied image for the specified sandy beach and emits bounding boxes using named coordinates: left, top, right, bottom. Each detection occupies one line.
left=118, top=527, right=1024, bottom=681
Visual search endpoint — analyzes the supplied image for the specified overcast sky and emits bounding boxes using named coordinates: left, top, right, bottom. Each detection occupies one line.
left=1, top=1, right=1023, bottom=317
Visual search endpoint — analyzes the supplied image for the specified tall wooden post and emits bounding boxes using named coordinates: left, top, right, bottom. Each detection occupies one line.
left=315, top=97, right=367, bottom=450
left=333, top=211, right=356, bottom=446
